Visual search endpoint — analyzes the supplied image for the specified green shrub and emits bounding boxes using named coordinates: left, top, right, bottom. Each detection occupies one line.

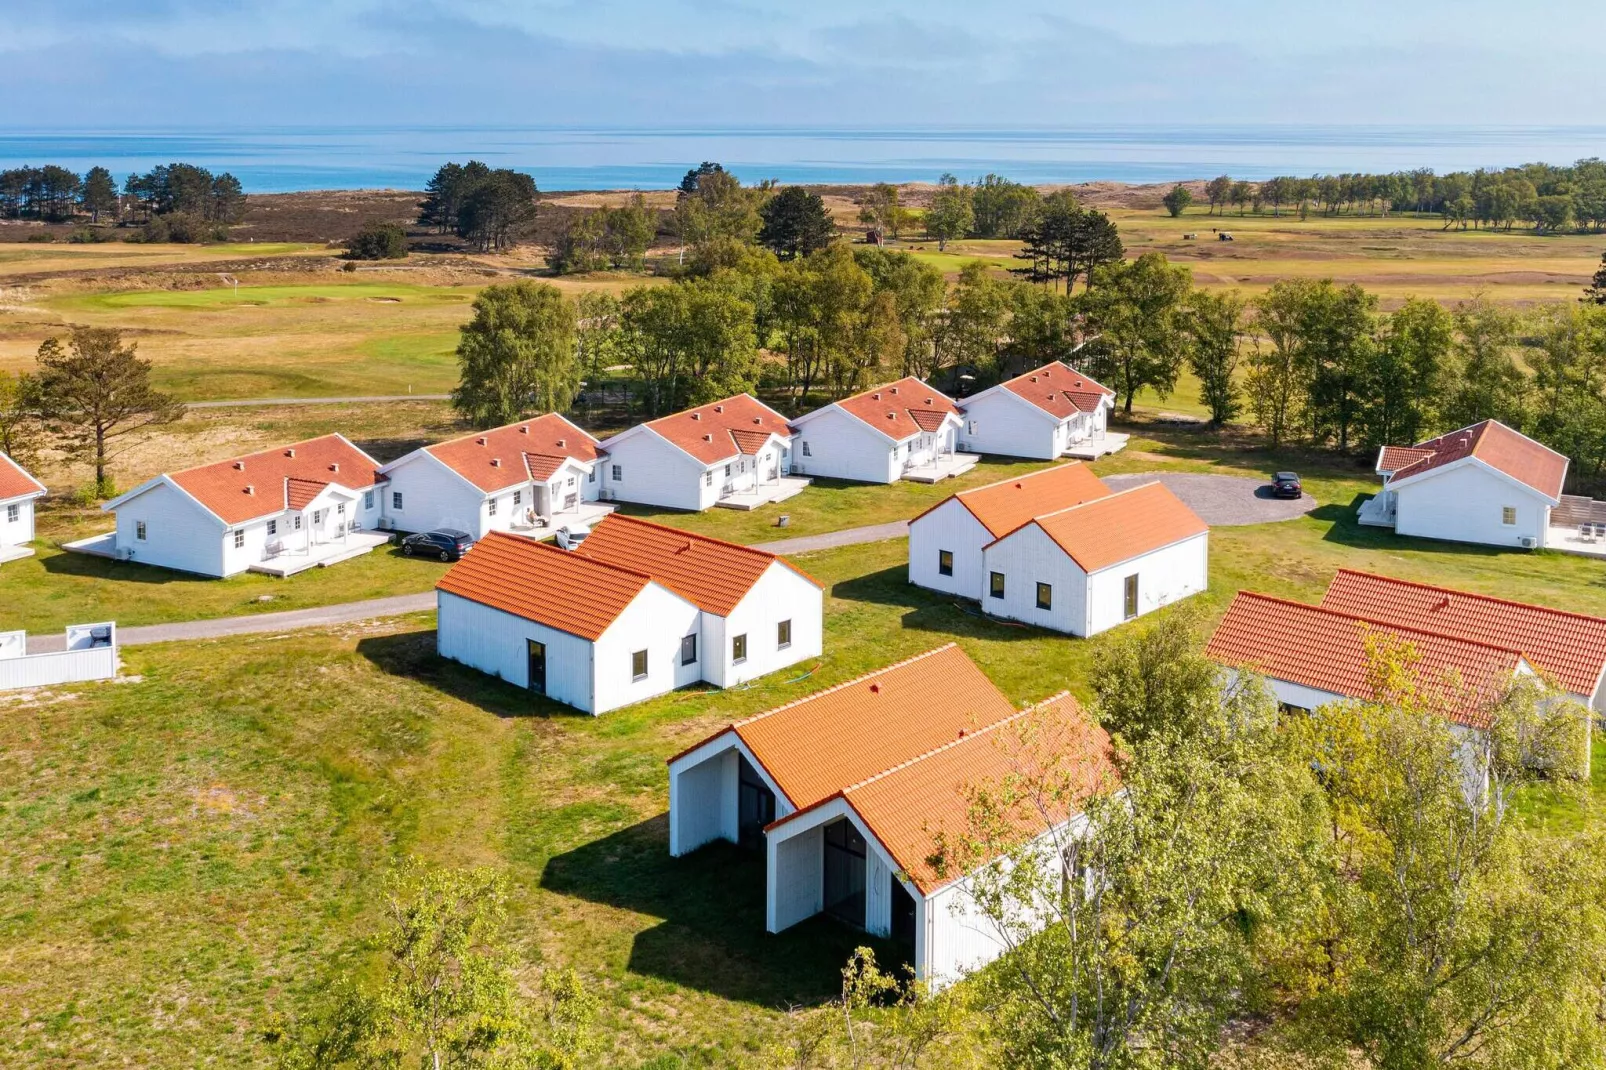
left=25, top=231, right=55, bottom=243
left=344, top=222, right=409, bottom=260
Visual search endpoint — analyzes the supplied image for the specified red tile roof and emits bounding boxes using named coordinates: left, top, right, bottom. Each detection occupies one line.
left=673, top=645, right=1020, bottom=809
left=436, top=530, right=653, bottom=641
left=425, top=415, right=600, bottom=494
left=1000, top=362, right=1115, bottom=419
left=165, top=435, right=384, bottom=526
left=0, top=453, right=45, bottom=501
left=1376, top=446, right=1435, bottom=474
left=1009, top=481, right=1208, bottom=572
left=574, top=513, right=820, bottom=617
left=642, top=394, right=792, bottom=465
left=832, top=377, right=960, bottom=441
left=775, top=691, right=1115, bottom=894
left=1321, top=569, right=1606, bottom=697
left=1206, top=591, right=1526, bottom=728
left=914, top=462, right=1111, bottom=537
left=1387, top=420, right=1568, bottom=501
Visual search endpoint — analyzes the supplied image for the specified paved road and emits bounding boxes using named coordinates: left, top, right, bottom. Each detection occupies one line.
left=187, top=394, right=450, bottom=409
left=27, top=520, right=911, bottom=652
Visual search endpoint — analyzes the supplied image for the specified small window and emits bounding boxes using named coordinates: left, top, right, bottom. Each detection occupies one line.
left=567, top=477, right=575, bottom=488
left=294, top=515, right=303, bottom=531
left=612, top=464, right=622, bottom=481
left=724, top=463, right=732, bottom=477
left=801, top=441, right=812, bottom=457
left=680, top=633, right=698, bottom=665
left=233, top=529, right=245, bottom=549
left=631, top=649, right=648, bottom=681
left=990, top=571, right=1005, bottom=600
left=938, top=549, right=953, bottom=577
left=5, top=503, right=17, bottom=523
left=136, top=520, right=147, bottom=541
left=337, top=502, right=345, bottom=516
left=705, top=472, right=713, bottom=487
left=513, top=490, right=522, bottom=506
left=588, top=470, right=596, bottom=483
left=392, top=491, right=404, bottom=510
left=267, top=519, right=277, bottom=536
left=732, top=634, right=748, bottom=663
left=777, top=619, right=792, bottom=649
left=1037, top=582, right=1053, bottom=610
left=1501, top=506, right=1517, bottom=526
left=488, top=497, right=498, bottom=516
left=364, top=490, right=375, bottom=509
left=1124, top=574, right=1139, bottom=619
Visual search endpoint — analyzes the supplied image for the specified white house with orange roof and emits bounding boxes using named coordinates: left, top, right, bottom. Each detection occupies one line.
left=598, top=393, right=808, bottom=511
left=788, top=376, right=975, bottom=484
left=0, top=453, right=46, bottom=564
left=956, top=361, right=1123, bottom=460
left=95, top=434, right=388, bottom=577
left=377, top=413, right=609, bottom=539
left=908, top=462, right=1112, bottom=600
left=435, top=514, right=823, bottom=713
left=980, top=481, right=1209, bottom=636
left=666, top=644, right=1114, bottom=989
left=1361, top=420, right=1569, bottom=549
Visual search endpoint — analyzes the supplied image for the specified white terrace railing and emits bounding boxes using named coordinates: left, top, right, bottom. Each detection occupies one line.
left=0, top=622, right=118, bottom=692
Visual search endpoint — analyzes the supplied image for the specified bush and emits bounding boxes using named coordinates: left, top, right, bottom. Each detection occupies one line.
left=25, top=231, right=55, bottom=243
left=341, top=260, right=358, bottom=272
left=68, top=227, right=114, bottom=244
left=344, top=222, right=409, bottom=260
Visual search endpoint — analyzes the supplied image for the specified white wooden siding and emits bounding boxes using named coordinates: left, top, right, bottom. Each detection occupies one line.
left=908, top=499, right=993, bottom=599
left=0, top=496, right=36, bottom=548
left=978, top=523, right=1087, bottom=633
left=383, top=452, right=489, bottom=535
left=956, top=390, right=1058, bottom=459
left=600, top=428, right=711, bottom=510
left=1082, top=533, right=1209, bottom=636
left=790, top=406, right=899, bottom=484
left=668, top=749, right=738, bottom=856
left=1393, top=462, right=1553, bottom=548
left=112, top=480, right=226, bottom=576
left=436, top=590, right=598, bottom=711
left=768, top=825, right=824, bottom=932
left=708, top=562, right=823, bottom=688
left=590, top=584, right=704, bottom=712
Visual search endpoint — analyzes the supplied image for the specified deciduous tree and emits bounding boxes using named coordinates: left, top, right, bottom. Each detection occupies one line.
left=33, top=327, right=183, bottom=496
left=1358, top=296, right=1453, bottom=449
left=1185, top=287, right=1246, bottom=425
left=451, top=281, right=580, bottom=426
left=922, top=173, right=973, bottom=251
left=1162, top=183, right=1194, bottom=218
left=1077, top=253, right=1192, bottom=414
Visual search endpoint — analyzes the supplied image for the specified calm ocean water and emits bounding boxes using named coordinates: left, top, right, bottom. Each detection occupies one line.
left=0, top=126, right=1602, bottom=193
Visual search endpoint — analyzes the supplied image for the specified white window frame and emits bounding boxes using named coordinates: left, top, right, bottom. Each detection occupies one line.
left=488, top=497, right=498, bottom=517
left=631, top=649, right=648, bottom=681
left=136, top=520, right=147, bottom=541
left=267, top=519, right=277, bottom=536
left=233, top=529, right=245, bottom=549
left=364, top=490, right=375, bottom=509
left=392, top=491, right=404, bottom=510
left=1501, top=506, right=1517, bottom=526
left=612, top=464, right=622, bottom=481
left=680, top=633, right=697, bottom=665
left=777, top=619, right=792, bottom=650
left=732, top=633, right=748, bottom=664
left=5, top=503, right=17, bottom=523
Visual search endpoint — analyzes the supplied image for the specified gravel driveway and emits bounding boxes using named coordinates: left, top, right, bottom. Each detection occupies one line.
left=1101, top=472, right=1317, bottom=526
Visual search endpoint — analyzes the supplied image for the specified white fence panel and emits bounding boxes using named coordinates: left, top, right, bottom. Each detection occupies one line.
left=0, top=622, right=118, bottom=692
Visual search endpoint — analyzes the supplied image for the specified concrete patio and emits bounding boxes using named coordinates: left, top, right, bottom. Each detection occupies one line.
left=510, top=501, right=617, bottom=539
left=0, top=544, right=35, bottom=565
left=903, top=451, right=980, bottom=484
left=249, top=530, right=393, bottom=576
left=715, top=476, right=812, bottom=511
left=61, top=531, right=119, bottom=558
left=1064, top=432, right=1129, bottom=460
left=1547, top=526, right=1606, bottom=560
left=1356, top=494, right=1396, bottom=528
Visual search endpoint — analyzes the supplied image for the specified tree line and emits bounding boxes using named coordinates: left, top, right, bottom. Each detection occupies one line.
left=0, top=162, right=245, bottom=235
left=1187, top=158, right=1606, bottom=231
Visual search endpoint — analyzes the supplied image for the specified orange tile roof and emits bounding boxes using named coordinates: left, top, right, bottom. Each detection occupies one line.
left=1000, top=362, right=1115, bottom=419
left=436, top=530, right=653, bottom=641
left=165, top=434, right=384, bottom=526
left=815, top=692, right=1114, bottom=893
left=674, top=645, right=1021, bottom=810
left=1008, top=481, right=1208, bottom=573
left=1387, top=420, right=1567, bottom=500
left=574, top=513, right=820, bottom=617
left=832, top=377, right=960, bottom=441
left=1376, top=445, right=1435, bottom=473
left=1206, top=591, right=1526, bottom=728
left=1321, top=569, right=1606, bottom=697
left=913, top=462, right=1111, bottom=537
left=425, top=414, right=600, bottom=494
left=643, top=394, right=792, bottom=465
left=0, top=453, right=45, bottom=501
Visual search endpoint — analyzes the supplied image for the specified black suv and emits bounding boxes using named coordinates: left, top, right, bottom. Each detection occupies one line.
left=400, top=528, right=473, bottom=561
left=1271, top=472, right=1303, bottom=499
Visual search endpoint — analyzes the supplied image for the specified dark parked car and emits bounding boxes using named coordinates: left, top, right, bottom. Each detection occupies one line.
left=400, top=528, right=473, bottom=561
left=1271, top=471, right=1303, bottom=499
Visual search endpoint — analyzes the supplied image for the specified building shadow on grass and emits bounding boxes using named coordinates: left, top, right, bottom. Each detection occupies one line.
left=541, top=816, right=907, bottom=1006
left=1318, top=494, right=1512, bottom=562
left=354, top=629, right=588, bottom=720
left=831, top=564, right=1065, bottom=644
left=40, top=549, right=216, bottom=587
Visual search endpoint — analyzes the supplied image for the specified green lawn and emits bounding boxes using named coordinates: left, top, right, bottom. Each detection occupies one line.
left=5, top=496, right=1604, bottom=1067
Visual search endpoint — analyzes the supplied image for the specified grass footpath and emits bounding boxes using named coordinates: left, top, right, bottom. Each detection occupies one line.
left=4, top=461, right=1605, bottom=1066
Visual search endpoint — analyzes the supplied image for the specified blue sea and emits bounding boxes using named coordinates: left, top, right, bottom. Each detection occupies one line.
left=0, top=125, right=1602, bottom=193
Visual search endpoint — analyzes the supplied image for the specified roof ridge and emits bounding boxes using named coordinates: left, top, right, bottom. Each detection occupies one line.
left=1329, top=568, right=1606, bottom=628
left=428, top=414, right=599, bottom=452
left=167, top=432, right=350, bottom=478
left=839, top=708, right=1031, bottom=795
left=599, top=512, right=780, bottom=562
left=1233, top=590, right=1527, bottom=660
left=955, top=461, right=1087, bottom=499
left=479, top=530, right=657, bottom=584
left=729, top=643, right=964, bottom=731
left=1029, top=479, right=1160, bottom=521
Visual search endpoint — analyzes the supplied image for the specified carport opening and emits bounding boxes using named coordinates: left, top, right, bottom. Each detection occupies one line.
left=737, top=753, right=775, bottom=850
left=891, top=876, right=917, bottom=946
left=823, top=818, right=867, bottom=928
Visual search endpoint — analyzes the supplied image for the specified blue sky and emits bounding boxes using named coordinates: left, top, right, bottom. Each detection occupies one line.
left=5, top=0, right=1605, bottom=127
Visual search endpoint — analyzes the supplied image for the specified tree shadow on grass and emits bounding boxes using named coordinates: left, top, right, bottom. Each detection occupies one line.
left=541, top=816, right=907, bottom=1006
left=832, top=563, right=1074, bottom=644
left=354, top=629, right=589, bottom=720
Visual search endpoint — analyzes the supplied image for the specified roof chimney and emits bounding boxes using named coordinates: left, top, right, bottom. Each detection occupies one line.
left=714, top=404, right=724, bottom=413
left=703, top=434, right=713, bottom=442
left=751, top=417, right=761, bottom=425
left=329, top=463, right=339, bottom=473
left=872, top=392, right=882, bottom=400
left=869, top=683, right=880, bottom=694
left=556, top=438, right=565, bottom=448
left=1029, top=375, right=1038, bottom=383
left=243, top=484, right=254, bottom=495
left=887, top=412, right=896, bottom=420
left=491, top=458, right=502, bottom=468
left=890, top=386, right=899, bottom=394
left=691, top=412, right=701, bottom=421
left=476, top=436, right=487, bottom=446
left=923, top=397, right=932, bottom=405
left=518, top=425, right=528, bottom=434
left=234, top=460, right=246, bottom=471
left=284, top=448, right=295, bottom=458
